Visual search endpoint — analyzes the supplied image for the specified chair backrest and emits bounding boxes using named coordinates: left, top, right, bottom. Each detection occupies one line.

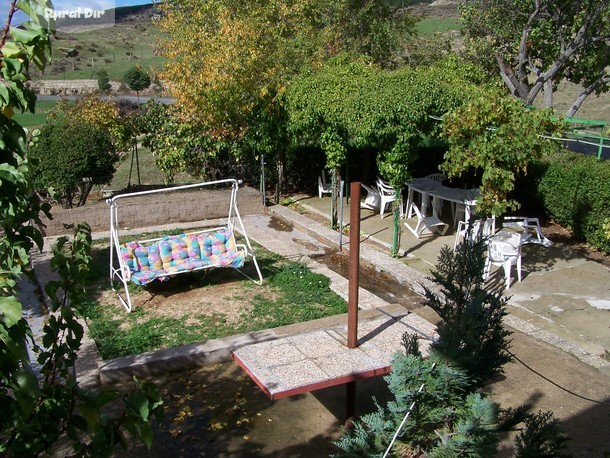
left=410, top=203, right=423, bottom=220
left=482, top=217, right=496, bottom=238
left=321, top=170, right=328, bottom=187
left=425, top=173, right=445, bottom=183
left=376, top=177, right=395, bottom=195
left=469, top=219, right=483, bottom=241
left=489, top=235, right=521, bottom=263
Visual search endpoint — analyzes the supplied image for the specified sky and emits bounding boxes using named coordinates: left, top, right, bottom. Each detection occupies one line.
left=1, top=0, right=153, bottom=28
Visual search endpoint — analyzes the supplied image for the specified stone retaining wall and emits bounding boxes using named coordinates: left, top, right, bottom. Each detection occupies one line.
left=39, top=186, right=264, bottom=236
left=29, top=79, right=122, bottom=96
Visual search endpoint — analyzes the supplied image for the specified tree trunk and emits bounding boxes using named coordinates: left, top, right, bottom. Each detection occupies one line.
left=566, top=75, right=610, bottom=118
left=543, top=79, right=553, bottom=108
left=77, top=181, right=94, bottom=207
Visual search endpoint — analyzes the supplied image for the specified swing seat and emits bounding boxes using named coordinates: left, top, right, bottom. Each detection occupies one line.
left=108, top=179, right=263, bottom=312
left=119, top=229, right=246, bottom=286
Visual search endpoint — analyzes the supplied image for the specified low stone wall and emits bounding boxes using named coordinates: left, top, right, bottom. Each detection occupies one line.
left=29, top=79, right=122, bottom=96
left=39, top=185, right=265, bottom=236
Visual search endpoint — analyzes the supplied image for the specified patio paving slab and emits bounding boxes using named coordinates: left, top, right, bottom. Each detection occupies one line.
left=232, top=312, right=436, bottom=399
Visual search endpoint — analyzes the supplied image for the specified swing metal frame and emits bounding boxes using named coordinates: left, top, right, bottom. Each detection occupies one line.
left=108, top=179, right=263, bottom=312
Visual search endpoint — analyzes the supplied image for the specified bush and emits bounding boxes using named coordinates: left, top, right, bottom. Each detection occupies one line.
left=535, top=150, right=610, bottom=253
left=334, top=352, right=500, bottom=456
left=29, top=119, right=118, bottom=207
left=424, top=236, right=512, bottom=385
left=96, top=69, right=111, bottom=92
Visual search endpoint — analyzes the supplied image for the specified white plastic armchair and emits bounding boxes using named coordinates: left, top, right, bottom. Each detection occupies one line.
left=425, top=173, right=445, bottom=183
left=453, top=219, right=483, bottom=251
left=317, top=173, right=332, bottom=198
left=453, top=217, right=496, bottom=251
left=376, top=177, right=400, bottom=219
left=484, top=231, right=522, bottom=289
left=404, top=203, right=448, bottom=239
left=360, top=183, right=381, bottom=211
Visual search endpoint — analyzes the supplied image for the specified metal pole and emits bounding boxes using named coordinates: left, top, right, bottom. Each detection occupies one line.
left=260, top=154, right=266, bottom=207
left=348, top=182, right=361, bottom=349
left=339, top=180, right=344, bottom=251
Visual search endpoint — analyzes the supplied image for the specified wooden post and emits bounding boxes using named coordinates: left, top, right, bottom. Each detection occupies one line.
left=348, top=182, right=361, bottom=349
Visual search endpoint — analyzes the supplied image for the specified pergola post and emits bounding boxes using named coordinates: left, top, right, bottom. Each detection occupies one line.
left=346, top=181, right=361, bottom=427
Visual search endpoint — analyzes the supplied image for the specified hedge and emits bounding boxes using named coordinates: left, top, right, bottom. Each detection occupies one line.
left=533, top=150, right=610, bottom=253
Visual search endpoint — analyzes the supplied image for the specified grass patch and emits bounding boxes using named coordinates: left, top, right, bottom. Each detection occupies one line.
left=110, top=147, right=195, bottom=190
left=84, top=235, right=346, bottom=359
left=12, top=100, right=58, bottom=128
left=416, top=17, right=462, bottom=35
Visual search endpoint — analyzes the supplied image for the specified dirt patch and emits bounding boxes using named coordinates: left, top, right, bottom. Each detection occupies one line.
left=542, top=219, right=610, bottom=269
left=98, top=277, right=281, bottom=325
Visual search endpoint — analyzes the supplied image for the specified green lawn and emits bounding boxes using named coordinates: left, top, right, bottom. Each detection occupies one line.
left=416, top=17, right=462, bottom=35
left=84, top=237, right=347, bottom=359
left=12, top=100, right=59, bottom=128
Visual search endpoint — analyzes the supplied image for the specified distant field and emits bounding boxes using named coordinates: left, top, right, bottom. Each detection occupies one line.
left=31, top=21, right=165, bottom=82
left=416, top=17, right=461, bottom=35
left=533, top=80, right=610, bottom=125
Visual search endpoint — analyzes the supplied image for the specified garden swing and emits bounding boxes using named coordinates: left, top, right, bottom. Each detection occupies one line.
left=108, top=179, right=263, bottom=312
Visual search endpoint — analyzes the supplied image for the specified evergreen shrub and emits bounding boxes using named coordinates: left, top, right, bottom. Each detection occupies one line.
left=535, top=149, right=610, bottom=253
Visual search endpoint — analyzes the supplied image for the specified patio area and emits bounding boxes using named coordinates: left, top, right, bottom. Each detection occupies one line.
left=289, top=193, right=610, bottom=366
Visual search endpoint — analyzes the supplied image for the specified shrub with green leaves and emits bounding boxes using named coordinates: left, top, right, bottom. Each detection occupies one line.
left=96, top=69, right=111, bottom=92
left=535, top=149, right=610, bottom=253
left=29, top=118, right=118, bottom=207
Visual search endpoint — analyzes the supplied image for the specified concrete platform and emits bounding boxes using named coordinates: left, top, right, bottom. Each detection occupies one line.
left=291, top=194, right=610, bottom=365
left=232, top=311, right=436, bottom=399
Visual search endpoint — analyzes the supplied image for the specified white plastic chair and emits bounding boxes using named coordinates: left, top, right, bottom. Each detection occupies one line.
left=317, top=173, right=332, bottom=198
left=376, top=177, right=400, bottom=219
left=360, top=183, right=381, bottom=211
left=453, top=219, right=483, bottom=251
left=503, top=216, right=552, bottom=247
left=425, top=173, right=445, bottom=183
left=484, top=231, right=522, bottom=289
left=404, top=203, right=448, bottom=239
left=453, top=217, right=496, bottom=252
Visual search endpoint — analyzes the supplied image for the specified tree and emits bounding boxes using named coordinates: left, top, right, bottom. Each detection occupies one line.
left=460, top=0, right=610, bottom=117
left=29, top=118, right=119, bottom=207
left=50, top=94, right=133, bottom=152
left=96, top=69, right=111, bottom=92
left=441, top=94, right=564, bottom=217
left=286, top=56, right=488, bottom=254
left=1, top=2, right=162, bottom=455
left=424, top=233, right=512, bottom=384
left=156, top=0, right=420, bottom=198
left=123, top=65, right=151, bottom=103
left=334, top=227, right=569, bottom=457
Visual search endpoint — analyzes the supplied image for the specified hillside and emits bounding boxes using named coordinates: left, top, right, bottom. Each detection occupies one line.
left=32, top=3, right=163, bottom=82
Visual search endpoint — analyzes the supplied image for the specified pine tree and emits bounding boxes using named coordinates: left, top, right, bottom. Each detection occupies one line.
left=424, top=230, right=512, bottom=385
left=333, top=352, right=499, bottom=457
